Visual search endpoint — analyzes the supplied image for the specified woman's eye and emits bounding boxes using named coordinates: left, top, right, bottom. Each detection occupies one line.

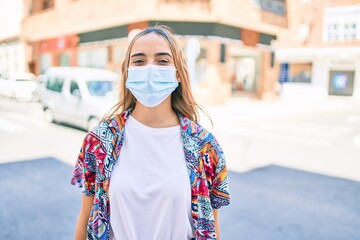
left=133, top=59, right=144, bottom=64
left=158, top=59, right=169, bottom=64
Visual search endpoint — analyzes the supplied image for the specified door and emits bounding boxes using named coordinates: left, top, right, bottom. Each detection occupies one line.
left=62, top=79, right=88, bottom=128
left=233, top=57, right=257, bottom=92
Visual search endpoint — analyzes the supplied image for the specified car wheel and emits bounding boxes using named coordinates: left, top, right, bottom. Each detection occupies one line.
left=88, top=117, right=100, bottom=131
left=44, top=108, right=55, bottom=123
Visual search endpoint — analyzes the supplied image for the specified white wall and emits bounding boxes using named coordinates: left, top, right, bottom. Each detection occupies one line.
left=352, top=57, right=360, bottom=99
left=0, top=41, right=26, bottom=73
left=0, top=0, right=23, bottom=39
left=0, top=0, right=25, bottom=73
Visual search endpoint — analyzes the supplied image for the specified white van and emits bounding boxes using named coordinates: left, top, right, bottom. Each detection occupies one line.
left=38, top=67, right=120, bottom=130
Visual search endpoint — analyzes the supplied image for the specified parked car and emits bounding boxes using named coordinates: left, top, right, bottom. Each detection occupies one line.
left=0, top=72, right=37, bottom=101
left=38, top=67, right=120, bottom=130
left=33, top=74, right=46, bottom=102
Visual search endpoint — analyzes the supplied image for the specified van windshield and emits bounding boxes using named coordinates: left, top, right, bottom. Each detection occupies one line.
left=86, top=80, right=115, bottom=96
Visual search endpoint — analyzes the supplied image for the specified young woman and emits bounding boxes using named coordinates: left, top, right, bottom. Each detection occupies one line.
left=71, top=25, right=230, bottom=240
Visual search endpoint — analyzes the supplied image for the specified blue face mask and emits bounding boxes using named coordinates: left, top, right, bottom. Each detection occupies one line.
left=125, top=65, right=179, bottom=107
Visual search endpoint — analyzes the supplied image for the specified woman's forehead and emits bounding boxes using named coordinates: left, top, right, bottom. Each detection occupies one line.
left=130, top=32, right=172, bottom=55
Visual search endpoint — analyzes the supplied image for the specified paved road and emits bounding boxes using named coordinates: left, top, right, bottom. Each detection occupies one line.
left=1, top=157, right=359, bottom=240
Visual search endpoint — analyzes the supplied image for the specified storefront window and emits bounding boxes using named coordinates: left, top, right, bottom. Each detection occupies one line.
left=40, top=53, right=52, bottom=74
left=280, top=63, right=312, bottom=84
left=290, top=63, right=312, bottom=83
left=59, top=52, right=71, bottom=66
left=231, top=57, right=257, bottom=91
left=77, top=48, right=108, bottom=69
left=328, top=71, right=354, bottom=96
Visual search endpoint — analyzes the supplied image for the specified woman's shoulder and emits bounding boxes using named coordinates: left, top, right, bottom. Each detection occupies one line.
left=82, top=117, right=121, bottom=149
left=179, top=115, right=216, bottom=144
left=89, top=112, right=127, bottom=136
left=87, top=120, right=112, bottom=139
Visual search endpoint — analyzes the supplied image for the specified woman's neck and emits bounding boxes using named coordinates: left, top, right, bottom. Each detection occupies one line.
left=130, top=98, right=179, bottom=128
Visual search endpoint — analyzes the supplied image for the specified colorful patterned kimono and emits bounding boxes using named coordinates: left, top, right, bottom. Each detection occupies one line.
left=71, top=109, right=230, bottom=240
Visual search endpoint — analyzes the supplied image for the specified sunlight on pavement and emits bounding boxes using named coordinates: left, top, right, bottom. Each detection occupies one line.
left=354, top=135, right=360, bottom=149
left=346, top=115, right=360, bottom=124
left=0, top=117, right=25, bottom=133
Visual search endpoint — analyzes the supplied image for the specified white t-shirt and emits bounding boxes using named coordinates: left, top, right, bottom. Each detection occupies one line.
left=109, top=115, right=194, bottom=240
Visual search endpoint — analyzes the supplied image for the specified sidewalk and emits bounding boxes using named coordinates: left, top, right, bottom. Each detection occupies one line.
left=200, top=95, right=360, bottom=181
left=202, top=95, right=359, bottom=125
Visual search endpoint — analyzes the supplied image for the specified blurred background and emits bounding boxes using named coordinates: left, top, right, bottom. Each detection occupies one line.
left=0, top=0, right=360, bottom=239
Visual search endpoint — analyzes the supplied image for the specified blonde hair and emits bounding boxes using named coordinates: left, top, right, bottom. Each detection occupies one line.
left=104, top=25, right=208, bottom=123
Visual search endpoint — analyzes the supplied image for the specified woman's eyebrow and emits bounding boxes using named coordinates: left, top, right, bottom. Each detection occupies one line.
left=130, top=53, right=145, bottom=58
left=155, top=52, right=172, bottom=58
left=130, top=52, right=173, bottom=58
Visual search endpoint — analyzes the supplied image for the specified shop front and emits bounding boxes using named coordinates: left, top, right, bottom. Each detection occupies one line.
left=40, top=21, right=277, bottom=102
left=35, top=34, right=79, bottom=74
left=276, top=47, right=360, bottom=99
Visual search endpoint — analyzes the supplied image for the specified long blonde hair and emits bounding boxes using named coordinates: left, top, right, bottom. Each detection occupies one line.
left=104, top=25, right=206, bottom=123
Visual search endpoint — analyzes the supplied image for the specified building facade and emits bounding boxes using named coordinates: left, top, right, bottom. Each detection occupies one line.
left=21, top=0, right=289, bottom=102
left=276, top=0, right=360, bottom=99
left=0, top=0, right=26, bottom=74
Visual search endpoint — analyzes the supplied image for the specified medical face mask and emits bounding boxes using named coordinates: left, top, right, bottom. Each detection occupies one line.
left=125, top=64, right=179, bottom=107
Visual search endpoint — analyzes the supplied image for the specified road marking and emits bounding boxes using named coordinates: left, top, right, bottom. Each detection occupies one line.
left=0, top=117, right=26, bottom=133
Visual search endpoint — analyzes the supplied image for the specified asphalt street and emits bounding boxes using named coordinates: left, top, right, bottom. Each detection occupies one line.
left=0, top=157, right=359, bottom=240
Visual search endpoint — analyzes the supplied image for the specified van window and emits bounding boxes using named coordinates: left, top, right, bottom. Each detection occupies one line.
left=70, top=80, right=80, bottom=95
left=86, top=81, right=114, bottom=96
left=46, top=77, right=64, bottom=93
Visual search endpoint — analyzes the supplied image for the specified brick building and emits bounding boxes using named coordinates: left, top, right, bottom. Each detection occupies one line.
left=275, top=0, right=360, bottom=99
left=21, top=0, right=289, bottom=102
